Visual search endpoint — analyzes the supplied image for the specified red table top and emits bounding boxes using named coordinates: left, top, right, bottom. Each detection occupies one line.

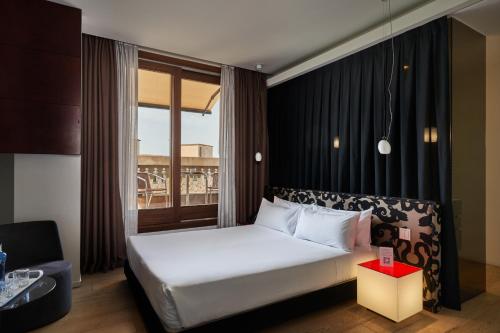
left=358, top=259, right=422, bottom=278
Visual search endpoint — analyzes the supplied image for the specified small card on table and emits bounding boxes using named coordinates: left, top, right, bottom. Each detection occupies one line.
left=379, top=246, right=394, bottom=267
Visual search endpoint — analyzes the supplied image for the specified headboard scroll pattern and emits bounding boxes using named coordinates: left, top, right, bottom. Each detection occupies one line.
left=266, top=186, right=441, bottom=312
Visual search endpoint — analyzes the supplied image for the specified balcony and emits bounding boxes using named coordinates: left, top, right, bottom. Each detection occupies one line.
left=137, top=154, right=218, bottom=209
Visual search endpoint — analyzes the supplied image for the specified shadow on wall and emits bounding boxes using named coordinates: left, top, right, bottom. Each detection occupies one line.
left=13, top=154, right=81, bottom=285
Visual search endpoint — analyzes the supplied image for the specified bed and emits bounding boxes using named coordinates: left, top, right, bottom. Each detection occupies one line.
left=127, top=225, right=377, bottom=332
left=126, top=187, right=441, bottom=331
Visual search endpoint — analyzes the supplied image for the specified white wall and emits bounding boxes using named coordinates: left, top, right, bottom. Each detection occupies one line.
left=13, top=154, right=81, bottom=284
left=486, top=35, right=500, bottom=267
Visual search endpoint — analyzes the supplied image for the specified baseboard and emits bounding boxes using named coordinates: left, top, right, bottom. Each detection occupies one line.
left=72, top=277, right=82, bottom=288
left=486, top=259, right=500, bottom=267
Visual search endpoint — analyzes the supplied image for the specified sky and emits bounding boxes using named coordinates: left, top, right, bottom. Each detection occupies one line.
left=138, top=100, right=220, bottom=157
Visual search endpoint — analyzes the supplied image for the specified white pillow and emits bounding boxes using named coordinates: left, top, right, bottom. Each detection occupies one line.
left=355, top=209, right=373, bottom=248
left=255, top=198, right=300, bottom=235
left=294, top=208, right=359, bottom=251
left=273, top=198, right=373, bottom=248
left=308, top=205, right=373, bottom=248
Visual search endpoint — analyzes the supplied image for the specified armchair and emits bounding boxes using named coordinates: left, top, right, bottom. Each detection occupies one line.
left=0, top=220, right=72, bottom=332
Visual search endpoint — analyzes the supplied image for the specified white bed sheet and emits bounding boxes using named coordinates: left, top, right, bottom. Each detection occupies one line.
left=127, top=225, right=377, bottom=332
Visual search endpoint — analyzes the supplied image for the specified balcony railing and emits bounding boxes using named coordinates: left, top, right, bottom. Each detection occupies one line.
left=137, top=166, right=218, bottom=209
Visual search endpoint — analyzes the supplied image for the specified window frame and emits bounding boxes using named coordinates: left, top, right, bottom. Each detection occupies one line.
left=137, top=56, right=221, bottom=233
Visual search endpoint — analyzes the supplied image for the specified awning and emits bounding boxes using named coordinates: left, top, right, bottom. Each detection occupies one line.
left=138, top=69, right=220, bottom=113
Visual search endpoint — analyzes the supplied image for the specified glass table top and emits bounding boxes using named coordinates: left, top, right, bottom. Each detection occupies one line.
left=0, top=276, right=56, bottom=311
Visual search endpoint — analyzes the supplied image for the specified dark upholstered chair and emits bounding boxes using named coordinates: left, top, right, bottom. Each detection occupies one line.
left=0, top=221, right=72, bottom=333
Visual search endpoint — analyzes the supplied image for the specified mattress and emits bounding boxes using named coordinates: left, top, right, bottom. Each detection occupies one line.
left=127, top=225, right=377, bottom=332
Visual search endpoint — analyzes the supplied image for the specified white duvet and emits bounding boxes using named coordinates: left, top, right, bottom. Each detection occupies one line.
left=127, top=225, right=377, bottom=332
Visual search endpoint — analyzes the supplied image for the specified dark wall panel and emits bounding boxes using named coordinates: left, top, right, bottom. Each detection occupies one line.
left=0, top=0, right=81, bottom=56
left=0, top=0, right=81, bottom=155
left=0, top=45, right=81, bottom=106
left=0, top=154, right=14, bottom=225
left=0, top=100, right=80, bottom=155
left=451, top=19, right=486, bottom=303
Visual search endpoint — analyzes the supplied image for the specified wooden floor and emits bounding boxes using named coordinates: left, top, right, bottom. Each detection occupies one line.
left=33, top=265, right=500, bottom=333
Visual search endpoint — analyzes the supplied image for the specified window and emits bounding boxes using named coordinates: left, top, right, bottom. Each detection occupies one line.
left=137, top=57, right=220, bottom=232
left=180, top=79, right=220, bottom=206
left=137, top=69, right=172, bottom=209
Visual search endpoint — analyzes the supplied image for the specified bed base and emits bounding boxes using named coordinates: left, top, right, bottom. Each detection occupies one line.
left=124, top=260, right=358, bottom=332
left=124, top=260, right=167, bottom=332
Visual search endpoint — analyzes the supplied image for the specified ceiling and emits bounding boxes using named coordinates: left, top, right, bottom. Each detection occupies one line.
left=453, top=0, right=500, bottom=35
left=50, top=0, right=428, bottom=74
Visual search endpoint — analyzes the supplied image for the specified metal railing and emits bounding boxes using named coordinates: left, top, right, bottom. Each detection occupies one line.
left=137, top=166, right=218, bottom=208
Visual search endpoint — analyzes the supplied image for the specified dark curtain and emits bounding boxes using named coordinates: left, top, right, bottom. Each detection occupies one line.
left=268, top=18, right=460, bottom=310
left=81, top=34, right=125, bottom=273
left=234, top=68, right=268, bottom=225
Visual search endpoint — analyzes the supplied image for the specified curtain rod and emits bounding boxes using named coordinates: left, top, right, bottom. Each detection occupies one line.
left=82, top=33, right=223, bottom=74
left=138, top=50, right=221, bottom=76
left=138, top=46, right=222, bottom=68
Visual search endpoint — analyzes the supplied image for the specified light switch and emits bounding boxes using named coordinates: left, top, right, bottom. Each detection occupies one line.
left=399, top=227, right=411, bottom=241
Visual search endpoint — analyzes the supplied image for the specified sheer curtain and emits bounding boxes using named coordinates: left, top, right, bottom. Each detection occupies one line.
left=218, top=65, right=236, bottom=228
left=116, top=41, right=139, bottom=238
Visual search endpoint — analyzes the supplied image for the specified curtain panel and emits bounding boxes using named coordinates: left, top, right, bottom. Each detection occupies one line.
left=234, top=68, right=268, bottom=225
left=218, top=65, right=237, bottom=228
left=268, top=18, right=460, bottom=309
left=116, top=41, right=139, bottom=238
left=81, top=34, right=126, bottom=273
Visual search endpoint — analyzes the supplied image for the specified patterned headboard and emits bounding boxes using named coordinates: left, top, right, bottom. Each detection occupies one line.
left=265, top=186, right=441, bottom=312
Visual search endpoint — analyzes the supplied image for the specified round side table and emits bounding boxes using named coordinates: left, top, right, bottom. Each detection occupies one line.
left=0, top=277, right=57, bottom=332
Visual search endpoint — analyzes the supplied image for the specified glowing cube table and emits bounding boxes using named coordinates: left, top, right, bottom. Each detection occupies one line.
left=357, top=259, right=422, bottom=322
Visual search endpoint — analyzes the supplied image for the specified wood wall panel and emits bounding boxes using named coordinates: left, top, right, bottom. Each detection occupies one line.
left=0, top=0, right=82, bottom=155
left=0, top=99, right=81, bottom=155
left=0, top=0, right=81, bottom=57
left=0, top=44, right=81, bottom=106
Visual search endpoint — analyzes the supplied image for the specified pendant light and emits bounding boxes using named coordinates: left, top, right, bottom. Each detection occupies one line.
left=378, top=0, right=395, bottom=155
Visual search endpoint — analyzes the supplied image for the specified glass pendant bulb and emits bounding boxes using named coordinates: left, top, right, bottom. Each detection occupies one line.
left=379, top=0, right=394, bottom=155
left=378, top=139, right=391, bottom=155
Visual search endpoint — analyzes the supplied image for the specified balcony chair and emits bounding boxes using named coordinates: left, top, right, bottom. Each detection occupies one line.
left=137, top=171, right=168, bottom=208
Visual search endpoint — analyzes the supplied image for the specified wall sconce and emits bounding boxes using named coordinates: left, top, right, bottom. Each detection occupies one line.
left=333, top=136, right=340, bottom=149
left=255, top=152, right=262, bottom=162
left=424, top=127, right=438, bottom=143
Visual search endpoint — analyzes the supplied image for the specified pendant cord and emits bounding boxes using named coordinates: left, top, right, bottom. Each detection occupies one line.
left=386, top=0, right=394, bottom=140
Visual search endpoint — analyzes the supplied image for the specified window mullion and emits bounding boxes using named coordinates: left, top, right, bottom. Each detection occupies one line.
left=171, top=70, right=182, bottom=221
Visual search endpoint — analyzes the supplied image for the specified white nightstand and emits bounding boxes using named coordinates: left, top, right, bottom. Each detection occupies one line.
left=357, top=259, right=423, bottom=322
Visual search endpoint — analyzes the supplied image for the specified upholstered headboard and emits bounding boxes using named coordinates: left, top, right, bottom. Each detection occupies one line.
left=265, top=186, right=441, bottom=312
